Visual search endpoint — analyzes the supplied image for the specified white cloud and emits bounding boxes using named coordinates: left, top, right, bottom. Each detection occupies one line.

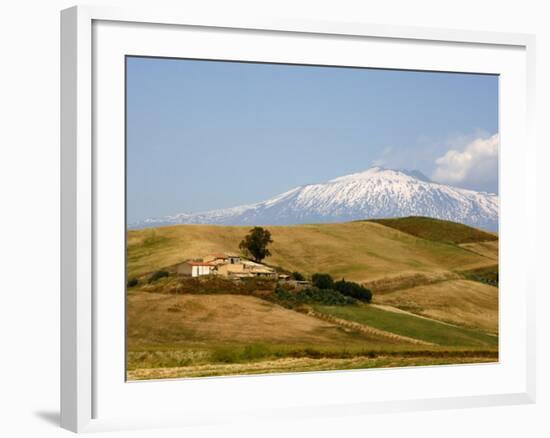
left=432, top=134, right=498, bottom=192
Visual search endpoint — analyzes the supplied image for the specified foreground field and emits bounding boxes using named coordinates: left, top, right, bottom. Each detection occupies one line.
left=128, top=354, right=497, bottom=380
left=127, top=291, right=498, bottom=380
left=127, top=291, right=384, bottom=346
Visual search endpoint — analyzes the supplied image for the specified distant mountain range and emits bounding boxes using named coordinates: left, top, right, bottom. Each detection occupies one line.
left=131, top=167, right=499, bottom=231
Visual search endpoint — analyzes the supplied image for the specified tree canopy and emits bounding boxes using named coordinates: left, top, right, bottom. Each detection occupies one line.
left=239, top=227, right=273, bottom=263
left=311, top=273, right=335, bottom=290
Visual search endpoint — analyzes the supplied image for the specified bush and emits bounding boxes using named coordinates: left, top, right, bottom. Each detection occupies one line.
left=211, top=344, right=278, bottom=364
left=148, top=270, right=170, bottom=283
left=274, top=286, right=356, bottom=307
left=242, top=343, right=271, bottom=361
left=211, top=346, right=240, bottom=364
left=334, top=279, right=372, bottom=302
left=126, top=278, right=139, bottom=288
left=291, top=271, right=305, bottom=281
left=311, top=273, right=334, bottom=290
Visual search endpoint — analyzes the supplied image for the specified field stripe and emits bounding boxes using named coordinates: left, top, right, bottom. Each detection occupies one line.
left=306, top=308, right=434, bottom=346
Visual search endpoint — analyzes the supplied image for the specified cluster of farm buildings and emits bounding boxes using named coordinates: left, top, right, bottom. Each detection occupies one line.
left=174, top=253, right=288, bottom=280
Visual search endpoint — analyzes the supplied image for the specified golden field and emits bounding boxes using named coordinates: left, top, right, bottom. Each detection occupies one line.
left=126, top=217, right=499, bottom=380
left=127, top=220, right=495, bottom=281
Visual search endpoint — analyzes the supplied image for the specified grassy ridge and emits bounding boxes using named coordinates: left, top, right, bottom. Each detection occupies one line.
left=127, top=220, right=495, bottom=281
left=459, top=265, right=499, bottom=286
left=369, top=216, right=497, bottom=244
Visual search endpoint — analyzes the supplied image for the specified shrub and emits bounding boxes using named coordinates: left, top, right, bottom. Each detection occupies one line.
left=274, top=286, right=296, bottom=307
left=242, top=343, right=271, bottom=361
left=334, top=279, right=372, bottom=302
left=126, top=277, right=139, bottom=288
left=274, top=286, right=355, bottom=307
left=211, top=344, right=279, bottom=364
left=211, top=346, right=240, bottom=363
left=311, top=273, right=334, bottom=290
left=291, top=271, right=305, bottom=281
left=148, top=270, right=170, bottom=283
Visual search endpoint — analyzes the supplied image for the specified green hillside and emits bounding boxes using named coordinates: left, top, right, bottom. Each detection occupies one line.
left=312, top=304, right=498, bottom=347
left=368, top=216, right=497, bottom=245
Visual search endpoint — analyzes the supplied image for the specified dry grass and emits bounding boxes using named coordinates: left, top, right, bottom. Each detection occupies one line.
left=127, top=221, right=496, bottom=282
left=127, top=292, right=384, bottom=347
left=126, top=290, right=498, bottom=379
left=127, top=354, right=498, bottom=380
left=362, top=270, right=461, bottom=294
left=375, top=280, right=498, bottom=333
left=126, top=219, right=499, bottom=379
left=459, top=241, right=499, bottom=261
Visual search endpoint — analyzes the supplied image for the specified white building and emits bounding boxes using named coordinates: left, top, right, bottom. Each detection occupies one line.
left=175, top=261, right=214, bottom=277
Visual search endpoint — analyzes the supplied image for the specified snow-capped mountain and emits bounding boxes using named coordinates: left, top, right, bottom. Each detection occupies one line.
left=132, top=167, right=499, bottom=231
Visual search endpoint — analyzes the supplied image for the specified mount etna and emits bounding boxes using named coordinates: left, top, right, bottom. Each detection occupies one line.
left=133, top=167, right=498, bottom=231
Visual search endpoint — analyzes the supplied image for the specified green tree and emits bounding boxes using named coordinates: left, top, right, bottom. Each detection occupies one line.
left=148, top=270, right=169, bottom=283
left=239, top=227, right=273, bottom=263
left=334, top=278, right=373, bottom=302
left=126, top=277, right=139, bottom=288
left=311, top=273, right=334, bottom=290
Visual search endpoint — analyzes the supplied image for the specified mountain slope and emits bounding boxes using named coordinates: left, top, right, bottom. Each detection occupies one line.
left=134, top=167, right=499, bottom=231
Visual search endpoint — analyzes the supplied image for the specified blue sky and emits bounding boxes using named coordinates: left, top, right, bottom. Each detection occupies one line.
left=127, top=56, right=498, bottom=223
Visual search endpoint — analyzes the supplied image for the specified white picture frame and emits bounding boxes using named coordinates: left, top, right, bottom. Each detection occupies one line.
left=60, top=4, right=537, bottom=433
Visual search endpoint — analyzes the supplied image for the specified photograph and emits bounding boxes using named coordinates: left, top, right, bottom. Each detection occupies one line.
left=125, top=56, right=499, bottom=381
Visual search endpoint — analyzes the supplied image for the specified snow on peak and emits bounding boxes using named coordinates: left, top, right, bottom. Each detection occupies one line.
left=328, top=167, right=431, bottom=184
left=132, top=166, right=499, bottom=231
left=329, top=166, right=391, bottom=182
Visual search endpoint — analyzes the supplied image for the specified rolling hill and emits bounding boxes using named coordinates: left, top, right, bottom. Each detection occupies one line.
left=128, top=292, right=388, bottom=347
left=369, top=216, right=498, bottom=244
left=126, top=217, right=498, bottom=379
left=127, top=219, right=496, bottom=282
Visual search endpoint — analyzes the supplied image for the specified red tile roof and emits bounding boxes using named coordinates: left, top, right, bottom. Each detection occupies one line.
left=187, top=261, right=213, bottom=266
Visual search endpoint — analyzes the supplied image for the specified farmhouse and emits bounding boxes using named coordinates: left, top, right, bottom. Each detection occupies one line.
left=174, top=261, right=214, bottom=277
left=203, top=253, right=241, bottom=266
left=216, top=260, right=277, bottom=279
left=173, top=253, right=278, bottom=279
